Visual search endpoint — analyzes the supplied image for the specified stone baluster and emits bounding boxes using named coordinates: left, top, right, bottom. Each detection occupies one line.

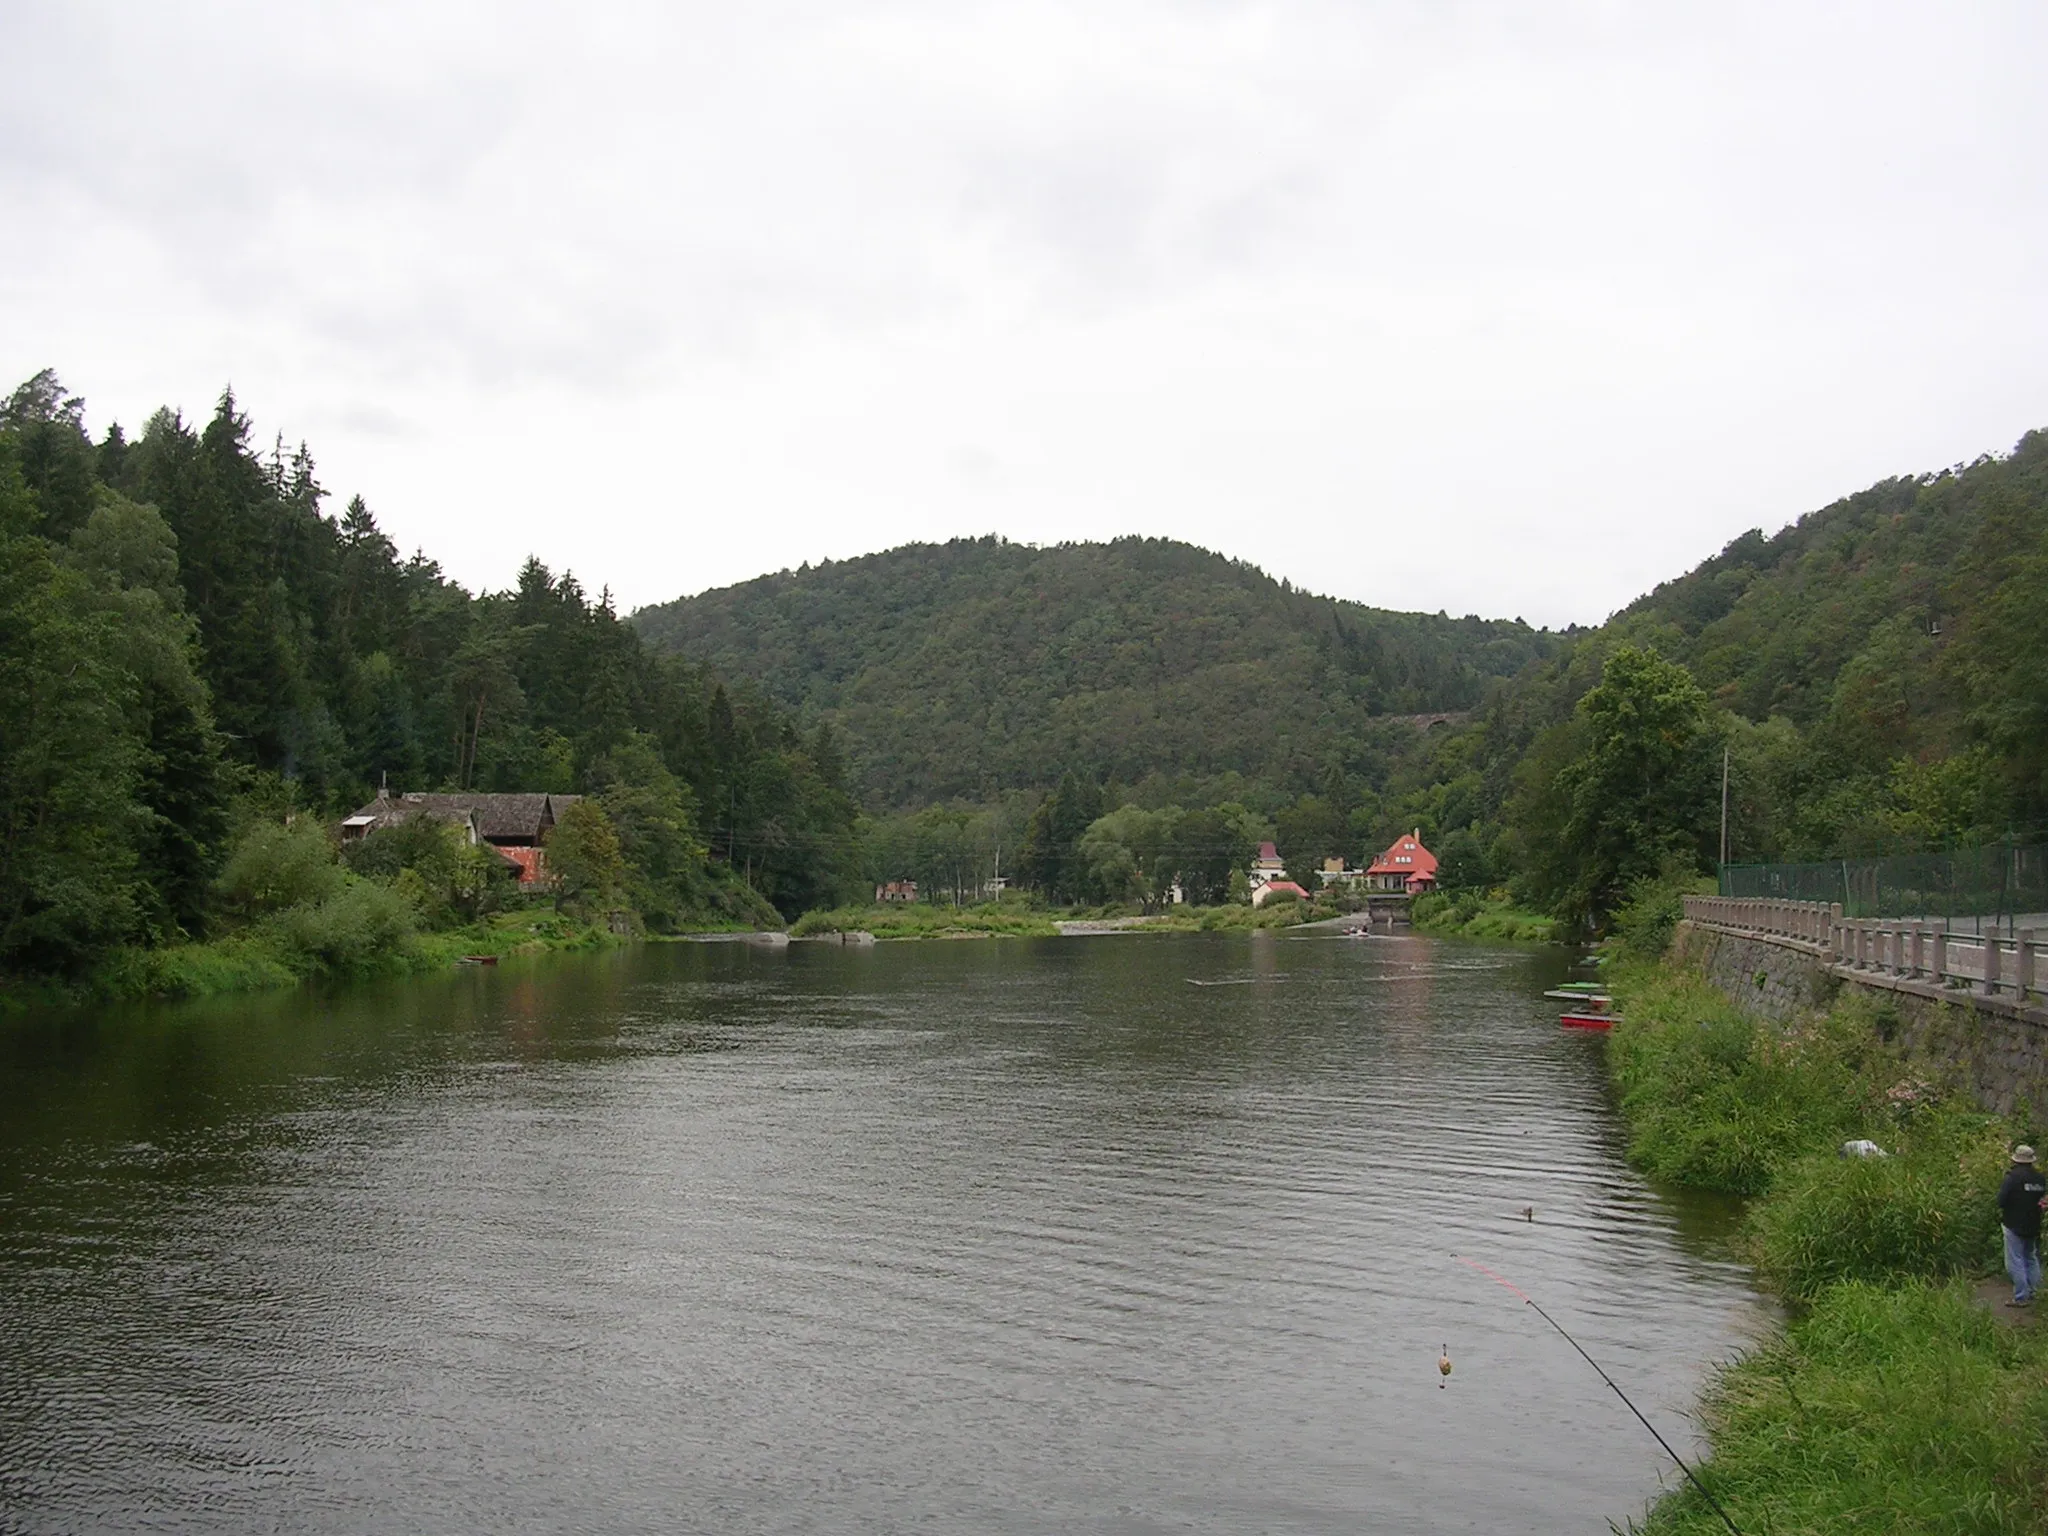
left=1982, top=934, right=2002, bottom=997
left=1932, top=927, right=1949, bottom=988
left=2020, top=930, right=2037, bottom=1005
left=1909, top=922, right=1926, bottom=979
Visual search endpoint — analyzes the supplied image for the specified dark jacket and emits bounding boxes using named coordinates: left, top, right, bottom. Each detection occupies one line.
left=1998, top=1163, right=2047, bottom=1240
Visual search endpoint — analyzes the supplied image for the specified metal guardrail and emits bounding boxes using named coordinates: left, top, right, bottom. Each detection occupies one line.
left=1683, top=896, right=2043, bottom=1006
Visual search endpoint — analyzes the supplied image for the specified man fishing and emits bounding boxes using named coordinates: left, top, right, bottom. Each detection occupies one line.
left=1996, top=1144, right=2046, bottom=1307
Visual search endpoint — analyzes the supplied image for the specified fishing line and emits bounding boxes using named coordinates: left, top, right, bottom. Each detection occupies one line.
left=1454, top=1256, right=1745, bottom=1536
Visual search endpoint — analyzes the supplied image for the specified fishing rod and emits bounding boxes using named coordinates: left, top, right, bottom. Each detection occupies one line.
left=1455, top=1256, right=1745, bottom=1536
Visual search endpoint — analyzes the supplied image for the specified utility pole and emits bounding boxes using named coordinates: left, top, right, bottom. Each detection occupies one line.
left=1718, top=744, right=1731, bottom=876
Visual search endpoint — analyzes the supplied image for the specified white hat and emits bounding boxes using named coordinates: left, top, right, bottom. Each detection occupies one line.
left=2016, top=1145, right=2038, bottom=1164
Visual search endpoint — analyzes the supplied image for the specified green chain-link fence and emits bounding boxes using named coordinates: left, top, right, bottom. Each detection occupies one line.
left=1720, top=840, right=2048, bottom=934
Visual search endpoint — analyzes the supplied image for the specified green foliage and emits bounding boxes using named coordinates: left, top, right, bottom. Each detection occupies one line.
left=1748, top=1111, right=2010, bottom=1300
left=341, top=815, right=505, bottom=926
left=261, top=878, right=417, bottom=975
left=1536, top=646, right=1721, bottom=923
left=0, top=369, right=851, bottom=988
left=1607, top=863, right=1710, bottom=962
left=1017, top=772, right=1104, bottom=903
left=591, top=732, right=709, bottom=931
left=1410, top=890, right=1561, bottom=942
left=1604, top=966, right=1876, bottom=1194
left=789, top=902, right=1059, bottom=939
left=546, top=799, right=626, bottom=919
left=213, top=820, right=345, bottom=919
left=1636, top=1281, right=2048, bottom=1536
left=634, top=535, right=1558, bottom=806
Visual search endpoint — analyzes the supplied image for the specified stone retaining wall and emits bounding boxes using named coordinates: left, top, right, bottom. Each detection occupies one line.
left=1673, top=919, right=2048, bottom=1120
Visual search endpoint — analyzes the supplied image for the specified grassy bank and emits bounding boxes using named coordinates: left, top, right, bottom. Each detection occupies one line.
left=1411, top=890, right=1563, bottom=942
left=789, top=903, right=1062, bottom=939
left=1605, top=951, right=2048, bottom=1534
left=66, top=906, right=627, bottom=1005
left=790, top=897, right=1353, bottom=940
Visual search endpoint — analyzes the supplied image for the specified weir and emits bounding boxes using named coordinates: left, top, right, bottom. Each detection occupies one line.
left=1678, top=896, right=2048, bottom=1118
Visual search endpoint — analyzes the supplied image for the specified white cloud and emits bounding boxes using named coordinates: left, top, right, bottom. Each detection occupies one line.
left=3, top=0, right=2045, bottom=625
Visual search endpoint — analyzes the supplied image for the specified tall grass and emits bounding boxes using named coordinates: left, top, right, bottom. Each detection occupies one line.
left=1747, top=1109, right=2010, bottom=1300
left=1605, top=964, right=1877, bottom=1194
left=1635, top=1281, right=2048, bottom=1535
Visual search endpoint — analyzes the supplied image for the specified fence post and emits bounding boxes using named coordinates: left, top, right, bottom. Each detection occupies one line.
left=1825, top=903, right=1843, bottom=963
left=2019, top=929, right=2036, bottom=1004
left=1982, top=934, right=2002, bottom=997
left=1909, top=922, right=1926, bottom=979
left=1933, top=927, right=1949, bottom=988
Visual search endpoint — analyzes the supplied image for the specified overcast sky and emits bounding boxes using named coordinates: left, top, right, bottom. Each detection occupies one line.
left=4, top=1, right=2044, bottom=628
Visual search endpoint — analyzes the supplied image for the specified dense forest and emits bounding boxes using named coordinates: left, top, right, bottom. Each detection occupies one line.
left=7, top=361, right=2045, bottom=989
left=632, top=536, right=1561, bottom=806
left=0, top=370, right=858, bottom=989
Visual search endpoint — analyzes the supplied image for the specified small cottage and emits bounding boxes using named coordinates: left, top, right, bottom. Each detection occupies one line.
left=341, top=787, right=583, bottom=887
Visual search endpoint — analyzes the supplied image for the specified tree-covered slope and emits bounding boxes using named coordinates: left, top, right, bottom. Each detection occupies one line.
left=632, top=536, right=1558, bottom=806
left=1379, top=427, right=2048, bottom=911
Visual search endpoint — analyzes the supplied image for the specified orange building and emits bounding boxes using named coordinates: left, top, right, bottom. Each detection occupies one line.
left=1365, top=830, right=1438, bottom=893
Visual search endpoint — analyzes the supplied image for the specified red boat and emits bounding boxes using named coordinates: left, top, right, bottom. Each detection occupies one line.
left=1560, top=1011, right=1613, bottom=1031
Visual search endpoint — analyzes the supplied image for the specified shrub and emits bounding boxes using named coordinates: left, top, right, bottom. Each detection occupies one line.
left=1608, top=863, right=1705, bottom=962
left=213, top=820, right=344, bottom=920
left=262, top=878, right=416, bottom=975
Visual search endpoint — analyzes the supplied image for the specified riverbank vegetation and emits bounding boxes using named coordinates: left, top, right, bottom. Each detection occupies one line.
left=1605, top=906, right=2047, bottom=1534
left=0, top=371, right=847, bottom=1005
left=1410, top=890, right=1562, bottom=942
left=790, top=902, right=1060, bottom=940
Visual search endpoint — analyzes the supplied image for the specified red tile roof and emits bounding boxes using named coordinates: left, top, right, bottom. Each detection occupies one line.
left=1366, top=830, right=1438, bottom=884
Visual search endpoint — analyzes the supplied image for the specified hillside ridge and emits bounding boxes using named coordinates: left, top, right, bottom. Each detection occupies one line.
left=632, top=534, right=1559, bottom=806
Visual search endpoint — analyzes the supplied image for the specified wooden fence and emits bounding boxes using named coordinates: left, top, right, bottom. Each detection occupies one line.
left=1683, top=896, right=2041, bottom=1006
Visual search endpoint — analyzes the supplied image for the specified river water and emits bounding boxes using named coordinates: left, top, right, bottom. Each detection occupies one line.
left=0, top=932, right=1767, bottom=1534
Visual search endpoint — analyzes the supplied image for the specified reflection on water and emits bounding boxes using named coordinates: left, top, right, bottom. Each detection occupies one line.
left=0, top=933, right=1767, bottom=1533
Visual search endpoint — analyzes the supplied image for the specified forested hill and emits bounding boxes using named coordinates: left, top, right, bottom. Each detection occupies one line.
left=632, top=537, right=1559, bottom=806
left=1382, top=427, right=2048, bottom=917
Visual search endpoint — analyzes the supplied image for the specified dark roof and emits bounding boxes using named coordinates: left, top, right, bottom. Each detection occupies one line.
left=348, top=792, right=581, bottom=843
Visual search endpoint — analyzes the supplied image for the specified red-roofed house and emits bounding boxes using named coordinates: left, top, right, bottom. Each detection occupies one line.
left=1366, top=830, right=1438, bottom=894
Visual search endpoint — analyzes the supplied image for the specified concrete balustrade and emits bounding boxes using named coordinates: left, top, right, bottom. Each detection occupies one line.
left=1682, top=896, right=2043, bottom=1007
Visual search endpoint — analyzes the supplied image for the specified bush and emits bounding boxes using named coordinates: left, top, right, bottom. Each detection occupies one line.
left=790, top=902, right=1057, bottom=939
left=1608, top=863, right=1707, bottom=962
left=261, top=878, right=416, bottom=975
left=213, top=820, right=344, bottom=919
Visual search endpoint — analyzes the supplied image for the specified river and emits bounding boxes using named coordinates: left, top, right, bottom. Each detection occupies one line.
left=0, top=932, right=1768, bottom=1533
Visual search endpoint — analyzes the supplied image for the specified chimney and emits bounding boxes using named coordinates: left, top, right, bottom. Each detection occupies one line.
left=377, top=770, right=390, bottom=803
